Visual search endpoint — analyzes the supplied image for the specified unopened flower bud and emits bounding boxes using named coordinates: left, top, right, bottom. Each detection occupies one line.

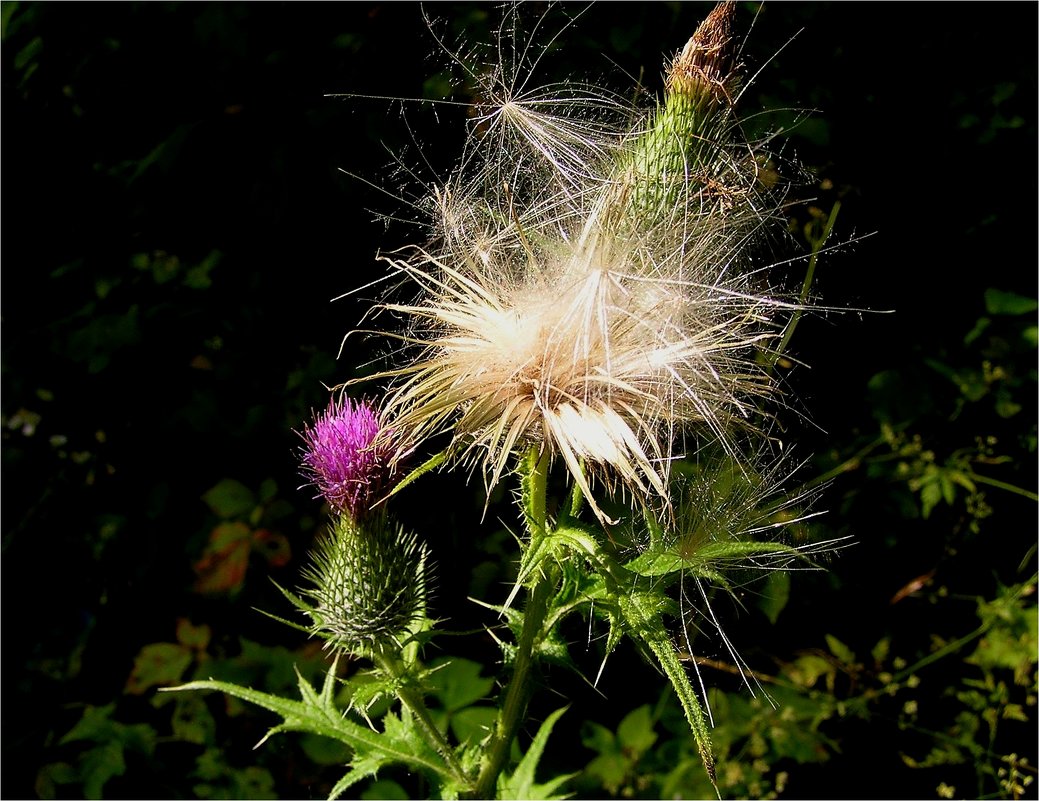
left=302, top=512, right=428, bottom=653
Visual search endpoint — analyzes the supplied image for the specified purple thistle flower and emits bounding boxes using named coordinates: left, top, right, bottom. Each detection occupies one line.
left=299, top=396, right=397, bottom=518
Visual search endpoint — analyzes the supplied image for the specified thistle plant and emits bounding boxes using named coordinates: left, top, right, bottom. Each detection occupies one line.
left=168, top=5, right=848, bottom=798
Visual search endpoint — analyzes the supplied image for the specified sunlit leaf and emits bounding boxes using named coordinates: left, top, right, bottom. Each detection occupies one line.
left=175, top=618, right=211, bottom=651
left=252, top=528, right=291, bottom=567
left=426, top=657, right=495, bottom=712
left=201, top=479, right=255, bottom=519
left=125, top=642, right=193, bottom=695
left=984, top=288, right=1038, bottom=316
left=192, top=521, right=251, bottom=594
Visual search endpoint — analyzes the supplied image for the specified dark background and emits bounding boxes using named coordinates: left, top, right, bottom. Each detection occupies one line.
left=3, top=3, right=1037, bottom=799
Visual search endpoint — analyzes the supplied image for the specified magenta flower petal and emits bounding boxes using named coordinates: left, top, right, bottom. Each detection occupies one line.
left=299, top=396, right=396, bottom=518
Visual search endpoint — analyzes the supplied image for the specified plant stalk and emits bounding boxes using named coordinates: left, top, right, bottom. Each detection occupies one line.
left=372, top=646, right=470, bottom=787
left=472, top=449, right=555, bottom=799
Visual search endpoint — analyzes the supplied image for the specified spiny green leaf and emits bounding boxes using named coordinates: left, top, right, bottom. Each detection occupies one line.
left=383, top=448, right=449, bottom=500
left=614, top=594, right=716, bottom=792
left=498, top=706, right=574, bottom=801
left=329, top=754, right=391, bottom=801
left=162, top=678, right=455, bottom=782
left=625, top=539, right=816, bottom=578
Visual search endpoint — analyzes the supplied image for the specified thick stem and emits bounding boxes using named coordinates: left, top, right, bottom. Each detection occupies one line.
left=473, top=572, right=555, bottom=799
left=472, top=448, right=555, bottom=799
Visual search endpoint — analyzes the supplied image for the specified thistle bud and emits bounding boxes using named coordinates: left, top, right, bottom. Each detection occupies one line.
left=302, top=511, right=428, bottom=654
left=618, top=0, right=743, bottom=227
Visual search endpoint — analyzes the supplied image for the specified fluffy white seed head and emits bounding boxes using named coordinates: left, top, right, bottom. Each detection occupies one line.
left=358, top=3, right=803, bottom=521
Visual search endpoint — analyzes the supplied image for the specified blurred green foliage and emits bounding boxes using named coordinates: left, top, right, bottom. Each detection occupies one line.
left=3, top=2, right=1036, bottom=799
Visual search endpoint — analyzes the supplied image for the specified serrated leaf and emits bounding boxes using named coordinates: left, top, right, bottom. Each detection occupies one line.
left=329, top=755, right=388, bottom=801
left=163, top=677, right=455, bottom=783
left=498, top=706, right=572, bottom=801
left=616, top=705, right=656, bottom=754
left=580, top=721, right=615, bottom=753
left=59, top=704, right=119, bottom=745
left=201, top=478, right=256, bottom=519
left=825, top=634, right=856, bottom=665
left=920, top=481, right=942, bottom=519
left=758, top=570, right=791, bottom=624
left=80, top=740, right=125, bottom=800
left=625, top=540, right=807, bottom=577
left=624, top=550, right=686, bottom=577
left=427, top=657, right=495, bottom=712
left=618, top=595, right=716, bottom=791
left=169, top=694, right=216, bottom=745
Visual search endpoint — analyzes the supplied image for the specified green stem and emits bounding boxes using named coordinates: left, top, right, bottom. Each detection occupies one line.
left=474, top=574, right=554, bottom=798
left=889, top=574, right=1038, bottom=686
left=771, top=201, right=841, bottom=368
left=968, top=470, right=1039, bottom=502
left=472, top=449, right=555, bottom=799
left=372, top=646, right=470, bottom=788
left=802, top=433, right=887, bottom=490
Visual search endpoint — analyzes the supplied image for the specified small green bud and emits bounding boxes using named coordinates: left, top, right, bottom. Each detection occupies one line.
left=611, top=1, right=743, bottom=230
left=302, top=511, right=428, bottom=654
